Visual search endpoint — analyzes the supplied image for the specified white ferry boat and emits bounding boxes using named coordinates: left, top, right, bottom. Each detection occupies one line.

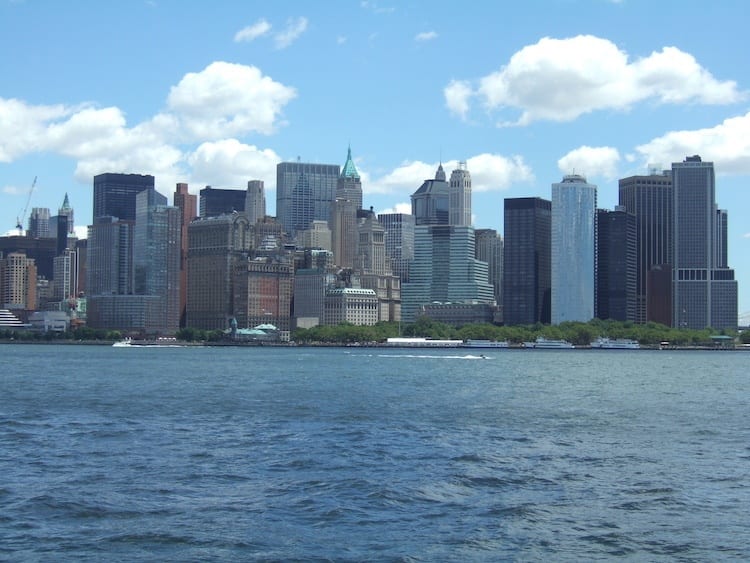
left=384, top=337, right=463, bottom=348
left=523, top=337, right=574, bottom=349
left=590, top=337, right=640, bottom=349
left=462, top=339, right=510, bottom=349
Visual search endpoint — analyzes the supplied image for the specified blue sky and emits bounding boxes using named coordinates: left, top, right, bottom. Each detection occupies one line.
left=2, top=0, right=749, bottom=319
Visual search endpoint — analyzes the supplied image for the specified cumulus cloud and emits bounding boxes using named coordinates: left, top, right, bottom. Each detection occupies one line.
left=364, top=154, right=534, bottom=195
left=234, top=19, right=272, bottom=42
left=415, top=31, right=437, bottom=42
left=377, top=202, right=412, bottom=215
left=165, top=62, right=296, bottom=139
left=187, top=139, right=281, bottom=188
left=558, top=146, right=621, bottom=180
left=446, top=35, right=744, bottom=125
left=444, top=80, right=472, bottom=120
left=636, top=111, right=750, bottom=175
left=0, top=61, right=295, bottom=189
left=274, top=17, right=308, bottom=49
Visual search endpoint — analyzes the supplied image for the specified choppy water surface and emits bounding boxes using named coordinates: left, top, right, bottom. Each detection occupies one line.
left=1, top=344, right=749, bottom=561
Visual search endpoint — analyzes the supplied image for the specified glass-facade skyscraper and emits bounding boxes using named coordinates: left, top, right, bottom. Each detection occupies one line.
left=276, top=161, right=340, bottom=239
left=672, top=156, right=737, bottom=330
left=93, top=173, right=155, bottom=222
left=502, top=197, right=551, bottom=326
left=596, top=207, right=636, bottom=322
left=551, top=174, right=597, bottom=324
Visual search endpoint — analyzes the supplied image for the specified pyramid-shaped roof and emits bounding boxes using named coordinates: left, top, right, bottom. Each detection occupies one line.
left=341, top=146, right=360, bottom=179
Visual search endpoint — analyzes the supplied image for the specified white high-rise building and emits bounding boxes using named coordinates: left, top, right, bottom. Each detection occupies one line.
left=449, top=162, right=472, bottom=227
left=551, top=174, right=597, bottom=324
left=245, top=180, right=266, bottom=225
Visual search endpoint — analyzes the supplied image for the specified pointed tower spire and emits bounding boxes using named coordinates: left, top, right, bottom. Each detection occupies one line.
left=60, top=192, right=72, bottom=211
left=341, top=144, right=360, bottom=179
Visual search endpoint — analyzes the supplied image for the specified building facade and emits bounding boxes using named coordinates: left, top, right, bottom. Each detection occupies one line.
left=411, top=164, right=449, bottom=226
left=618, top=170, right=673, bottom=324
left=93, top=173, right=154, bottom=222
left=0, top=251, right=37, bottom=310
left=245, top=180, right=266, bottom=225
left=672, top=156, right=737, bottom=330
left=199, top=186, right=246, bottom=218
left=551, top=174, right=597, bottom=324
left=173, top=183, right=197, bottom=327
left=475, top=229, right=503, bottom=312
left=502, top=197, right=551, bottom=326
left=324, top=287, right=378, bottom=326
left=596, top=207, right=637, bottom=322
left=449, top=162, right=472, bottom=227
left=233, top=256, right=293, bottom=338
left=276, top=161, right=339, bottom=239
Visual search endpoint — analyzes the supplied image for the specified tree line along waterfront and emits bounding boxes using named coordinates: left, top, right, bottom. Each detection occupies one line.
left=2, top=319, right=747, bottom=347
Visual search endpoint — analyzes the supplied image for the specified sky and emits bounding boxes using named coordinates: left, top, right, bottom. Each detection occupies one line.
left=1, top=0, right=749, bottom=320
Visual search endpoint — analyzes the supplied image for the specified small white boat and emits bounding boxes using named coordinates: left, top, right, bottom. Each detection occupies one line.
left=523, top=337, right=574, bottom=349
left=112, top=337, right=132, bottom=347
left=590, top=337, right=640, bottom=349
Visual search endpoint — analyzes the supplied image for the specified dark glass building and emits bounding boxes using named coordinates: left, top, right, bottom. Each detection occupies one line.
left=502, top=197, right=551, bottom=326
left=411, top=164, right=449, bottom=226
left=618, top=171, right=672, bottom=324
left=199, top=186, right=246, bottom=218
left=596, top=207, right=636, bottom=322
left=93, top=173, right=155, bottom=222
left=276, top=161, right=340, bottom=239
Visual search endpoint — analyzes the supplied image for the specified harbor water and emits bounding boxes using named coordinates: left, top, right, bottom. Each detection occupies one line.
left=1, top=344, right=748, bottom=560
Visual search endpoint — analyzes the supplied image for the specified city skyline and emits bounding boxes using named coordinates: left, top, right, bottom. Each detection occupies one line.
left=1, top=1, right=749, bottom=316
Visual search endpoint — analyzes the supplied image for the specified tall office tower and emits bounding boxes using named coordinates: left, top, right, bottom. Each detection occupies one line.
left=86, top=217, right=135, bottom=296
left=378, top=212, right=415, bottom=283
left=52, top=248, right=78, bottom=302
left=173, top=183, right=197, bottom=327
left=245, top=180, right=266, bottom=225
left=186, top=213, right=253, bottom=330
left=551, top=174, right=597, bottom=324
left=618, top=170, right=673, bottom=324
left=276, top=161, right=340, bottom=239
left=449, top=162, right=472, bottom=226
left=596, top=207, right=636, bottom=322
left=502, top=197, right=551, bottom=326
left=411, top=164, right=449, bottom=226
left=293, top=267, right=332, bottom=329
left=356, top=210, right=400, bottom=321
left=401, top=224, right=494, bottom=323
left=28, top=208, right=51, bottom=238
left=475, top=229, right=503, bottom=309
left=58, top=193, right=74, bottom=234
left=93, top=173, right=155, bottom=221
left=672, top=156, right=737, bottom=330
left=198, top=186, right=246, bottom=217
left=134, top=189, right=181, bottom=334
left=331, top=197, right=359, bottom=268
left=0, top=251, right=37, bottom=309
left=49, top=215, right=69, bottom=255
left=75, top=239, right=87, bottom=297
left=338, top=146, right=363, bottom=209
left=233, top=257, right=293, bottom=337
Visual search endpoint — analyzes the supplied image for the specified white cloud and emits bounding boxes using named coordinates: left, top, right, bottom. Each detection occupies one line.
left=415, top=31, right=437, bottom=42
left=165, top=61, right=296, bottom=139
left=274, top=16, right=308, bottom=49
left=636, top=111, right=750, bottom=175
left=447, top=35, right=744, bottom=125
left=444, top=80, right=473, bottom=120
left=187, top=139, right=281, bottom=189
left=557, top=146, right=621, bottom=180
left=74, top=225, right=88, bottom=240
left=234, top=19, right=272, bottom=42
left=377, top=202, right=412, bottom=215
left=364, top=154, right=534, bottom=196
left=3, top=185, right=25, bottom=196
left=0, top=98, right=71, bottom=162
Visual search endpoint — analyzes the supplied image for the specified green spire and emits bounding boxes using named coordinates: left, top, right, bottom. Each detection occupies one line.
left=60, top=192, right=71, bottom=211
left=341, top=145, right=360, bottom=179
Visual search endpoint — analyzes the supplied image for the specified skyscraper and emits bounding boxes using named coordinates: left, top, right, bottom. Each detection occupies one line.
left=596, top=207, right=636, bottom=322
left=378, top=212, right=415, bottom=283
left=199, top=186, right=246, bottom=218
left=402, top=224, right=494, bottom=323
left=93, top=173, right=155, bottom=222
left=672, top=156, right=737, bottom=330
left=28, top=208, right=51, bottom=238
left=245, top=180, right=266, bottom=225
left=173, top=183, right=197, bottom=327
left=134, top=189, right=181, bottom=333
left=58, top=193, right=75, bottom=235
left=331, top=147, right=362, bottom=268
left=503, top=197, right=551, bottom=326
left=86, top=216, right=135, bottom=296
left=411, top=164, right=449, bottom=226
left=449, top=162, right=472, bottom=227
left=618, top=170, right=673, bottom=324
left=276, top=161, right=340, bottom=239
left=475, top=229, right=503, bottom=309
left=551, top=174, right=597, bottom=324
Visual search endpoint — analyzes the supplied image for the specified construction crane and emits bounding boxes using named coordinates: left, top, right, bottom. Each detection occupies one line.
left=15, top=176, right=37, bottom=232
